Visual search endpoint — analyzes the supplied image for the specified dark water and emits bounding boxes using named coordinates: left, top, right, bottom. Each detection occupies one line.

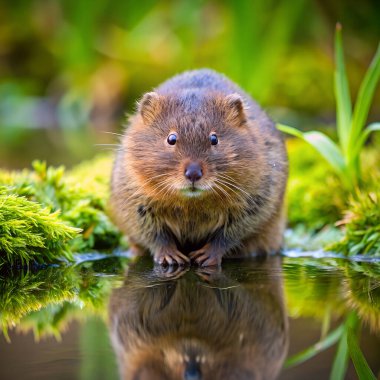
left=1, top=255, right=380, bottom=380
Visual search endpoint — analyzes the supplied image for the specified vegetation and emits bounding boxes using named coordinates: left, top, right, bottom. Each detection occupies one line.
left=0, top=266, right=77, bottom=341
left=0, top=2, right=379, bottom=379
left=0, top=3, right=378, bottom=259
left=278, top=25, right=380, bottom=256
left=0, top=187, right=78, bottom=266
left=343, top=261, right=380, bottom=332
left=0, top=256, right=127, bottom=341
left=278, top=24, right=380, bottom=191
left=284, top=257, right=380, bottom=379
left=0, top=156, right=122, bottom=266
left=286, top=139, right=345, bottom=230
left=1, top=1, right=379, bottom=169
left=329, top=191, right=380, bottom=256
left=1, top=255, right=379, bottom=379
left=2, top=140, right=379, bottom=266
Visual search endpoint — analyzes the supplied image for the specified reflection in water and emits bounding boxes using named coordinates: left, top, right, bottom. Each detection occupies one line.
left=109, top=257, right=288, bottom=380
left=0, top=257, right=127, bottom=341
left=0, top=266, right=77, bottom=340
left=343, top=262, right=380, bottom=332
left=1, top=256, right=380, bottom=379
left=284, top=258, right=380, bottom=333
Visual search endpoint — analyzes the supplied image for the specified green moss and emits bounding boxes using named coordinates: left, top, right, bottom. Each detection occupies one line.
left=286, top=139, right=346, bottom=230
left=0, top=155, right=122, bottom=266
left=285, top=139, right=380, bottom=255
left=329, top=191, right=380, bottom=256
left=0, top=187, right=78, bottom=267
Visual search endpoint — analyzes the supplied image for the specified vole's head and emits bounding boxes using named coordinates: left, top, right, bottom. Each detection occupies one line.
left=126, top=89, right=258, bottom=203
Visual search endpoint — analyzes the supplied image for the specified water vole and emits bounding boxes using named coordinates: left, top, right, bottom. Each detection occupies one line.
left=110, top=69, right=288, bottom=266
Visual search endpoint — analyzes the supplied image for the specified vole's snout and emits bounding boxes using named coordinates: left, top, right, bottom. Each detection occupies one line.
left=184, top=162, right=203, bottom=183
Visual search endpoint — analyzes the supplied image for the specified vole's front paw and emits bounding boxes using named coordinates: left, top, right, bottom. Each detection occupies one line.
left=153, top=247, right=190, bottom=266
left=189, top=243, right=223, bottom=267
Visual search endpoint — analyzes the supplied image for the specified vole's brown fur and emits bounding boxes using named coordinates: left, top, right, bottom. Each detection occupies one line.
left=110, top=69, right=288, bottom=266
left=109, top=257, right=288, bottom=380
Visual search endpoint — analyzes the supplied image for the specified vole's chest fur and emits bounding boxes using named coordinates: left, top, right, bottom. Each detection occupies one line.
left=157, top=202, right=226, bottom=248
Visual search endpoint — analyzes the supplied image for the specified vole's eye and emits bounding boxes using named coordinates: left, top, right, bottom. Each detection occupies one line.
left=210, top=133, right=218, bottom=145
left=167, top=133, right=177, bottom=145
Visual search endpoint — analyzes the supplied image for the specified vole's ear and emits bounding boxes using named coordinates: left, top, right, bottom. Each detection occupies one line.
left=138, top=92, right=161, bottom=124
left=224, top=93, right=247, bottom=126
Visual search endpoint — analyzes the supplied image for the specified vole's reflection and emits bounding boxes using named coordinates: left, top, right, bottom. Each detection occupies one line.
left=109, top=257, right=288, bottom=380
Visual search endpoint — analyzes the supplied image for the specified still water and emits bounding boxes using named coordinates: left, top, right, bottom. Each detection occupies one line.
left=1, top=255, right=380, bottom=380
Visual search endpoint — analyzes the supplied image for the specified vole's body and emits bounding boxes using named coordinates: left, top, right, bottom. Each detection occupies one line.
left=111, top=69, right=288, bottom=266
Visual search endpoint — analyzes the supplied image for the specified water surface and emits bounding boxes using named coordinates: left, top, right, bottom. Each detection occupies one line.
left=1, top=255, right=380, bottom=379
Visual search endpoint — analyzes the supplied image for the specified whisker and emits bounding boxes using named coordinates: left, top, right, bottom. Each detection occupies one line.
left=212, top=181, right=234, bottom=202
left=120, top=174, right=173, bottom=203
left=207, top=184, right=222, bottom=201
left=134, top=173, right=170, bottom=187
left=95, top=144, right=122, bottom=147
left=96, top=147, right=125, bottom=153
left=216, top=175, right=251, bottom=197
left=154, top=180, right=176, bottom=199
left=102, top=131, right=124, bottom=137
left=202, top=181, right=219, bottom=199
left=215, top=179, right=244, bottom=201
left=120, top=182, right=166, bottom=205
left=148, top=180, right=172, bottom=195
left=212, top=178, right=237, bottom=200
left=147, top=173, right=169, bottom=178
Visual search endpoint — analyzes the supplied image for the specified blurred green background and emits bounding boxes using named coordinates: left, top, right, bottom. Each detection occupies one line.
left=1, top=0, right=379, bottom=169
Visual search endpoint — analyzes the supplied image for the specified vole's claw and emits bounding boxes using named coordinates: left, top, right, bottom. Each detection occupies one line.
left=154, top=247, right=190, bottom=267
left=189, top=243, right=210, bottom=260
left=189, top=244, right=222, bottom=267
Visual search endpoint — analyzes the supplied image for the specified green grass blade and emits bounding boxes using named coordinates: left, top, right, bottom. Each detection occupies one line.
left=365, top=121, right=380, bottom=133
left=347, top=328, right=376, bottom=380
left=334, top=23, right=352, bottom=154
left=284, top=324, right=344, bottom=368
left=277, top=124, right=346, bottom=178
left=361, top=122, right=380, bottom=143
left=302, top=131, right=346, bottom=176
left=330, top=313, right=360, bottom=380
left=321, top=307, right=332, bottom=339
left=350, top=42, right=380, bottom=146
left=330, top=330, right=349, bottom=380
left=2, top=325, right=10, bottom=343
left=276, top=123, right=305, bottom=139
left=353, top=122, right=380, bottom=159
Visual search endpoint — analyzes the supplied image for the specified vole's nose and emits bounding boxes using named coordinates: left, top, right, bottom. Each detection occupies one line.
left=185, top=162, right=203, bottom=183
